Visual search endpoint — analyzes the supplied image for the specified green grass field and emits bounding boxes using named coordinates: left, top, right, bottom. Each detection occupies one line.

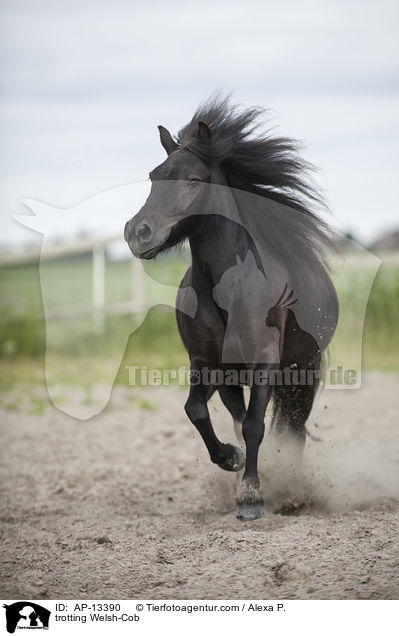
left=0, top=248, right=398, bottom=389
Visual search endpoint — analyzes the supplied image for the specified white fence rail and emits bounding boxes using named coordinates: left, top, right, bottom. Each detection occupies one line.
left=0, top=235, right=146, bottom=328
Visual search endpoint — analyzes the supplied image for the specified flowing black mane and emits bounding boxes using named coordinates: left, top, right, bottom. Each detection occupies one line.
left=177, top=96, right=336, bottom=265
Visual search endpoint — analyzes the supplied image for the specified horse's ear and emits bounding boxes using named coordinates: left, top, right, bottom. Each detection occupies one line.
left=198, top=121, right=211, bottom=141
left=158, top=125, right=178, bottom=155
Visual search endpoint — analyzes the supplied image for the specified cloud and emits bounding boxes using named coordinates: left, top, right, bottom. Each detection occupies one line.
left=1, top=0, right=398, bottom=244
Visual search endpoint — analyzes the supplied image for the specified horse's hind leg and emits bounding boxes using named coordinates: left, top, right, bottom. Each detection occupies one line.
left=271, top=384, right=314, bottom=441
left=271, top=356, right=320, bottom=441
left=185, top=380, right=245, bottom=472
left=270, top=377, right=319, bottom=513
left=218, top=385, right=246, bottom=445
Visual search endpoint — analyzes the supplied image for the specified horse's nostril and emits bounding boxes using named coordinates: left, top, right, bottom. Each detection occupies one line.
left=136, top=223, right=152, bottom=243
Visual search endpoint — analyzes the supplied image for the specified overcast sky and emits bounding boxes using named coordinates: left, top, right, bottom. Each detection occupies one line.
left=1, top=0, right=398, bottom=247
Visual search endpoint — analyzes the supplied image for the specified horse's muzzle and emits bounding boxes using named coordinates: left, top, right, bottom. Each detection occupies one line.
left=125, top=219, right=153, bottom=242
left=124, top=218, right=156, bottom=256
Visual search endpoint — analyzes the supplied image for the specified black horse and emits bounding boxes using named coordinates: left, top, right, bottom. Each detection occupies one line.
left=125, top=96, right=338, bottom=520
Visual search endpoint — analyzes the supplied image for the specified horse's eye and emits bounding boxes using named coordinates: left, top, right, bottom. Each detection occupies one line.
left=189, top=177, right=201, bottom=185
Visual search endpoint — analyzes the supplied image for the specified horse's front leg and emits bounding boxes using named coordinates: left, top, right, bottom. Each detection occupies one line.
left=237, top=382, right=272, bottom=520
left=185, top=380, right=245, bottom=472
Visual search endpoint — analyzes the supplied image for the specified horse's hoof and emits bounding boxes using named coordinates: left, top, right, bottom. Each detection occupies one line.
left=214, top=444, right=245, bottom=472
left=236, top=502, right=264, bottom=521
left=236, top=475, right=263, bottom=520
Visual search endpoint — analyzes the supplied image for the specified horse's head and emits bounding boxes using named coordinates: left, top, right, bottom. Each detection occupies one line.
left=125, top=122, right=214, bottom=259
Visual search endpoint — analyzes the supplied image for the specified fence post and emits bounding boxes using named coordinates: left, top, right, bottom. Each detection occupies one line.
left=92, top=244, right=105, bottom=332
left=131, top=256, right=145, bottom=314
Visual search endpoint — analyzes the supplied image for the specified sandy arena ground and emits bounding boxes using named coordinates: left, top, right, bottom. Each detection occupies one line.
left=1, top=371, right=399, bottom=599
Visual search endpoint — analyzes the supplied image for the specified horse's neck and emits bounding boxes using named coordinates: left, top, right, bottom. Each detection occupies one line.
left=188, top=167, right=250, bottom=283
left=189, top=214, right=250, bottom=286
